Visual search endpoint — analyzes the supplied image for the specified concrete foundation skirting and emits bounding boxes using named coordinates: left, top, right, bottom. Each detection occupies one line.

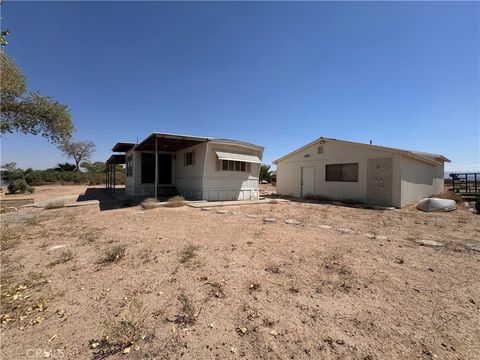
left=178, top=188, right=260, bottom=201
left=187, top=199, right=289, bottom=208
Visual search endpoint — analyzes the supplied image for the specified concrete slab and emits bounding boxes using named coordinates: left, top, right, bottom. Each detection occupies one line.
left=337, top=228, right=355, bottom=234
left=465, top=243, right=480, bottom=252
left=263, top=218, right=277, bottom=223
left=415, top=239, right=445, bottom=247
left=187, top=199, right=289, bottom=208
left=285, top=219, right=301, bottom=225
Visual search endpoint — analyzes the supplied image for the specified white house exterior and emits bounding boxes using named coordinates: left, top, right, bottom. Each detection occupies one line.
left=273, top=137, right=450, bottom=207
left=107, top=132, right=263, bottom=201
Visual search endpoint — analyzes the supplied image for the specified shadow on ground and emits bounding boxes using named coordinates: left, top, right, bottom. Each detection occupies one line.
left=76, top=187, right=139, bottom=211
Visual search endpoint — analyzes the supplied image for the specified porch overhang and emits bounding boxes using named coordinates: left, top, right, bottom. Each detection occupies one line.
left=215, top=151, right=262, bottom=163
left=106, top=154, right=126, bottom=165
left=112, top=143, right=135, bottom=153
left=134, top=132, right=210, bottom=152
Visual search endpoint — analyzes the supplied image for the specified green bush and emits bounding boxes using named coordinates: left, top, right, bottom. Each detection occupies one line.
left=7, top=178, right=34, bottom=194
left=23, top=170, right=122, bottom=186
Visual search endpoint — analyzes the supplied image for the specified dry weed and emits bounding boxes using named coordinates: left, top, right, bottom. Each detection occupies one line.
left=91, top=299, right=150, bottom=357
left=204, top=281, right=225, bottom=298
left=164, top=195, right=186, bottom=208
left=102, top=245, right=126, bottom=263
left=0, top=226, right=22, bottom=250
left=174, top=293, right=200, bottom=326
left=179, top=243, right=200, bottom=263
left=140, top=198, right=158, bottom=210
left=48, top=250, right=75, bottom=267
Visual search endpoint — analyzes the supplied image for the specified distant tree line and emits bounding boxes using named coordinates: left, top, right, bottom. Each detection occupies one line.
left=1, top=161, right=125, bottom=192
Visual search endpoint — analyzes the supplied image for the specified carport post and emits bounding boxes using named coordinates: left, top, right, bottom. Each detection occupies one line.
left=113, top=163, right=116, bottom=194
left=154, top=137, right=158, bottom=200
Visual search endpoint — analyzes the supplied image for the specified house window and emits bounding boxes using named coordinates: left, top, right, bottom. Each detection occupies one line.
left=317, top=146, right=323, bottom=154
left=126, top=155, right=133, bottom=177
left=184, top=151, right=195, bottom=166
left=220, top=160, right=249, bottom=172
left=325, top=163, right=358, bottom=182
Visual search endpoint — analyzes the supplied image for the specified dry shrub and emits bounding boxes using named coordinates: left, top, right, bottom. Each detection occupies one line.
left=90, top=299, right=150, bottom=357
left=141, top=198, right=158, bottom=210
left=1, top=226, right=22, bottom=250
left=175, top=293, right=199, bottom=326
left=323, top=253, right=351, bottom=276
left=80, top=229, right=99, bottom=244
left=164, top=195, right=186, bottom=208
left=103, top=299, right=149, bottom=347
left=179, top=243, right=200, bottom=263
left=204, top=281, right=225, bottom=298
left=44, top=199, right=66, bottom=210
left=269, top=199, right=278, bottom=204
left=103, top=245, right=126, bottom=263
left=0, top=271, right=48, bottom=325
left=48, top=250, right=75, bottom=267
left=320, top=252, right=355, bottom=293
left=433, top=191, right=462, bottom=203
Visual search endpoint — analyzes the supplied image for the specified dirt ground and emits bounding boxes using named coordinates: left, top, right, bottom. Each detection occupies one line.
left=0, top=184, right=92, bottom=203
left=1, top=185, right=479, bottom=360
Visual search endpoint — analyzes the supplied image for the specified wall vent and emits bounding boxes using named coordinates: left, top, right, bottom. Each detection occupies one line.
left=317, top=146, right=323, bottom=154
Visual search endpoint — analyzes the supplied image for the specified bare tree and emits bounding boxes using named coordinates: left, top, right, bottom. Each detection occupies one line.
left=58, top=141, right=95, bottom=171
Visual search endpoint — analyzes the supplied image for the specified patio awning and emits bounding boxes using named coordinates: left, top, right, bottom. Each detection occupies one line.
left=134, top=132, right=209, bottom=151
left=106, top=154, right=126, bottom=165
left=215, top=151, right=261, bottom=164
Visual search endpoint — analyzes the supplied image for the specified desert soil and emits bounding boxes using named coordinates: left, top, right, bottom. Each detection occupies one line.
left=1, top=185, right=479, bottom=360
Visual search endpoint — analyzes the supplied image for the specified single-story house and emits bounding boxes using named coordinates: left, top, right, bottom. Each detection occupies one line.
left=106, top=132, right=264, bottom=201
left=273, top=137, right=450, bottom=207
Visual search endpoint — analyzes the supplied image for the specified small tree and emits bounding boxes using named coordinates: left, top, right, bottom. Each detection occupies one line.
left=54, top=162, right=77, bottom=172
left=1, top=162, right=24, bottom=182
left=58, top=141, right=95, bottom=171
left=0, top=53, right=74, bottom=144
left=259, top=164, right=272, bottom=182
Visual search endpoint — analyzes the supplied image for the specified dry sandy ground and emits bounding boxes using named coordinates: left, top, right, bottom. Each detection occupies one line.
left=0, top=184, right=91, bottom=203
left=1, top=186, right=479, bottom=360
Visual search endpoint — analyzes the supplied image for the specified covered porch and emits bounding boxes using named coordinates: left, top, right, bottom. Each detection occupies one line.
left=105, top=154, right=125, bottom=194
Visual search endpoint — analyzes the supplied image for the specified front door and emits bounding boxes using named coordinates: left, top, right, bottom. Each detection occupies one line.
left=157, top=154, right=172, bottom=184
left=301, top=166, right=314, bottom=198
left=367, top=157, right=393, bottom=206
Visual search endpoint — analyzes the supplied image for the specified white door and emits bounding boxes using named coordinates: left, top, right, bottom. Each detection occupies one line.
left=301, top=167, right=314, bottom=198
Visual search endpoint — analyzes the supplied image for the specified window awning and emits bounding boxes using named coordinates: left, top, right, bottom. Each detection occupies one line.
left=215, top=151, right=261, bottom=164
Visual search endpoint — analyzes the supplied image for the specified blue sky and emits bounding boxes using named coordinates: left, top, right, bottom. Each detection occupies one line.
left=1, top=1, right=479, bottom=172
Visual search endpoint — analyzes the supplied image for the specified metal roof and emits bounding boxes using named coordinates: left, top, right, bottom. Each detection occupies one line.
left=111, top=132, right=264, bottom=153
left=111, top=143, right=135, bottom=152
left=274, top=137, right=450, bottom=165
left=106, top=154, right=126, bottom=165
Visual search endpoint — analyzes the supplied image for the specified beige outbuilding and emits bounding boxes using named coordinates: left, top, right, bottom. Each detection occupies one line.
left=273, top=137, right=450, bottom=207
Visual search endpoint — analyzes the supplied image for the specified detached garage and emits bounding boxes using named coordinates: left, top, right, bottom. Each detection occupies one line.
left=273, top=137, right=450, bottom=207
